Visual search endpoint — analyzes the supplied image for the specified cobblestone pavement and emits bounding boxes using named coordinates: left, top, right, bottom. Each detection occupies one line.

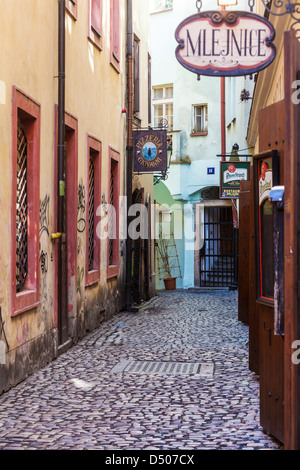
left=0, top=289, right=282, bottom=450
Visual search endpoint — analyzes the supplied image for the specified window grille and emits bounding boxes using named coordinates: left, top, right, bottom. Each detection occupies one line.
left=109, top=165, right=114, bottom=266
left=88, top=154, right=95, bottom=271
left=16, top=121, right=28, bottom=292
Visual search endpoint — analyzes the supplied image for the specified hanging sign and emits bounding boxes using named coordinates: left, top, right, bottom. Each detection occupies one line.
left=220, top=161, right=250, bottom=199
left=133, top=129, right=167, bottom=173
left=175, top=10, right=276, bottom=77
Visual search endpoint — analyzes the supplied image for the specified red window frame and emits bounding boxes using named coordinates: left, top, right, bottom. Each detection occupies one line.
left=11, top=87, right=40, bottom=316
left=66, top=0, right=78, bottom=20
left=88, top=0, right=103, bottom=50
left=107, top=148, right=120, bottom=280
left=86, top=135, right=102, bottom=286
left=110, top=0, right=120, bottom=72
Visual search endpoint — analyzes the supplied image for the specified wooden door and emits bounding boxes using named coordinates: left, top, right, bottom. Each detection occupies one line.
left=283, top=29, right=300, bottom=451
left=248, top=166, right=260, bottom=373
left=238, top=179, right=250, bottom=324
left=256, top=100, right=285, bottom=444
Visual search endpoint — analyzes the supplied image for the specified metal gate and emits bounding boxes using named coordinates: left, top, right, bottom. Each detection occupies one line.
left=200, top=206, right=235, bottom=287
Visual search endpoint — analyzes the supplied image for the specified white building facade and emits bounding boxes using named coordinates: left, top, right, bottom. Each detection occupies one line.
left=150, top=0, right=254, bottom=289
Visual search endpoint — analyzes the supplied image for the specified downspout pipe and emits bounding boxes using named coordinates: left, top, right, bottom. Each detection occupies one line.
left=57, top=0, right=66, bottom=346
left=125, top=0, right=133, bottom=309
left=220, top=5, right=226, bottom=161
left=58, top=0, right=65, bottom=234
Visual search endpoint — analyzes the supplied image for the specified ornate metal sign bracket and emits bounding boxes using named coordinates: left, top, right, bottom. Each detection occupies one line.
left=256, top=0, right=300, bottom=37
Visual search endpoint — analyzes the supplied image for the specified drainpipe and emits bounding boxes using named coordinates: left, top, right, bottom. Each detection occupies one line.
left=221, top=76, right=226, bottom=161
left=57, top=0, right=65, bottom=234
left=57, top=0, right=66, bottom=345
left=125, top=0, right=133, bottom=309
left=220, top=5, right=226, bottom=161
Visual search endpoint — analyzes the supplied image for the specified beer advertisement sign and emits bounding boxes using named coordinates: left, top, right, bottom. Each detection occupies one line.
left=175, top=10, right=276, bottom=77
left=220, top=162, right=250, bottom=199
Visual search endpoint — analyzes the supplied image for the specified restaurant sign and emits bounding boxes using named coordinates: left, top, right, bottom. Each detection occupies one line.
left=133, top=129, right=167, bottom=174
left=220, top=161, right=250, bottom=199
left=175, top=10, right=276, bottom=77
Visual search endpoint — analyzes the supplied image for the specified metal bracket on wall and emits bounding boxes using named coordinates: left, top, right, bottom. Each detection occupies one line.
left=260, top=0, right=300, bottom=37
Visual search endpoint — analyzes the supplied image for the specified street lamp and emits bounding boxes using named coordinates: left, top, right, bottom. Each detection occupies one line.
left=217, top=0, right=237, bottom=5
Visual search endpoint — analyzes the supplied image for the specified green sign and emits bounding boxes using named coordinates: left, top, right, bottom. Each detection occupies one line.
left=220, top=162, right=250, bottom=199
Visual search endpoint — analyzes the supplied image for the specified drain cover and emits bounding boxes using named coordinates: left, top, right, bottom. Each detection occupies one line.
left=111, top=360, right=214, bottom=377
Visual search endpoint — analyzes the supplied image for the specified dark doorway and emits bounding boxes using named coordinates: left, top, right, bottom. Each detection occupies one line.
left=200, top=206, right=235, bottom=287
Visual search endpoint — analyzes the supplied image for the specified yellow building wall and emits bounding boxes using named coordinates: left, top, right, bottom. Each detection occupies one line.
left=0, top=0, right=58, bottom=386
left=0, top=0, right=153, bottom=393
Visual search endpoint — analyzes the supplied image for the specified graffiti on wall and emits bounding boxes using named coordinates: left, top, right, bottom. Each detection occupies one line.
left=77, top=266, right=84, bottom=296
left=77, top=180, right=86, bottom=233
left=0, top=307, right=9, bottom=352
left=40, top=194, right=50, bottom=238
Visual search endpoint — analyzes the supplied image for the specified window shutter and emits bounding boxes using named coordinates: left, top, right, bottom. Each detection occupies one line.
left=91, top=0, right=101, bottom=35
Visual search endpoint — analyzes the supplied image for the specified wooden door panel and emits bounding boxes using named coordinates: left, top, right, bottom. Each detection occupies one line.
left=238, top=180, right=250, bottom=324
left=283, top=29, right=300, bottom=450
left=256, top=100, right=285, bottom=443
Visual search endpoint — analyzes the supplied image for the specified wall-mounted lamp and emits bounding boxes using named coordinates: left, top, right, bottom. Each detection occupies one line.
left=240, top=89, right=252, bottom=102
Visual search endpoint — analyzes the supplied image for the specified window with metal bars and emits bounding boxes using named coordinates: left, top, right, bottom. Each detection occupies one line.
left=16, top=121, right=28, bottom=292
left=88, top=153, right=95, bottom=272
left=86, top=136, right=101, bottom=286
left=109, top=164, right=115, bottom=266
left=11, top=87, right=40, bottom=316
left=107, top=150, right=119, bottom=279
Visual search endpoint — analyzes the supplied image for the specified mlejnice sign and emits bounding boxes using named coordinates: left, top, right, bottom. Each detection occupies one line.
left=175, top=10, right=276, bottom=77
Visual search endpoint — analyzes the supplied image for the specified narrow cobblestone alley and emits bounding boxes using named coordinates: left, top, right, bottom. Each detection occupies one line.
left=0, top=290, right=282, bottom=451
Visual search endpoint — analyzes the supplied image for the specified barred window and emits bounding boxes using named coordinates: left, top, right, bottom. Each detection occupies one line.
left=11, top=87, right=40, bottom=316
left=88, top=153, right=95, bottom=272
left=107, top=149, right=120, bottom=279
left=86, top=136, right=101, bottom=287
left=108, top=164, right=115, bottom=266
left=16, top=121, right=28, bottom=292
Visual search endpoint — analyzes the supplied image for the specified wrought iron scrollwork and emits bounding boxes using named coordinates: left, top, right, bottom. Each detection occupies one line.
left=260, top=0, right=300, bottom=37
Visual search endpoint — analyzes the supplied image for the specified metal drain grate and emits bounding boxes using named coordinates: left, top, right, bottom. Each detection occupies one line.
left=111, top=360, right=214, bottom=377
